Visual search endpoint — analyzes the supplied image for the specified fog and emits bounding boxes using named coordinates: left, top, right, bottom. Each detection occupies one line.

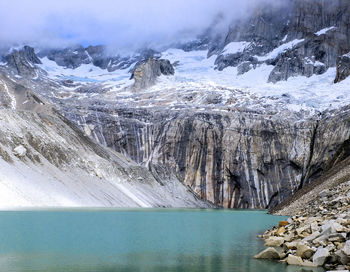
left=0, top=0, right=287, bottom=50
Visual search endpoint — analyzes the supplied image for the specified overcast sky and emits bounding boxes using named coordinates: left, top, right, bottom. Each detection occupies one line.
left=0, top=0, right=284, bottom=50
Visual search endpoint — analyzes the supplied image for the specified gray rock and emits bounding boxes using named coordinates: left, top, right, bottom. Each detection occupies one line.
left=342, top=240, right=350, bottom=256
left=334, top=53, right=350, bottom=83
left=215, top=0, right=350, bottom=82
left=313, top=247, right=330, bottom=266
left=303, top=231, right=321, bottom=243
left=237, top=61, right=254, bottom=75
left=335, top=249, right=350, bottom=265
left=328, top=233, right=346, bottom=243
left=6, top=46, right=41, bottom=77
left=131, top=58, right=174, bottom=90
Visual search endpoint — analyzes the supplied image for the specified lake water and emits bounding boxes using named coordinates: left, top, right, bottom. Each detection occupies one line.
left=0, top=209, right=324, bottom=272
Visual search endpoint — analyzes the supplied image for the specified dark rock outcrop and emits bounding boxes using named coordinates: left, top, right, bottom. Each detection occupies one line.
left=6, top=46, right=41, bottom=77
left=214, top=0, right=350, bottom=82
left=334, top=53, right=350, bottom=83
left=130, top=58, right=174, bottom=90
left=43, top=45, right=91, bottom=69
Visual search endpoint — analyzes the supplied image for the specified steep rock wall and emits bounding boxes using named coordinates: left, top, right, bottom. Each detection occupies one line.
left=65, top=105, right=329, bottom=209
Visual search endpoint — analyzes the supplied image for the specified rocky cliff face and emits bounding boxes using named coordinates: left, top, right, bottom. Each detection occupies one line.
left=214, top=0, right=350, bottom=83
left=6, top=46, right=42, bottom=77
left=335, top=53, right=350, bottom=83
left=59, top=101, right=350, bottom=209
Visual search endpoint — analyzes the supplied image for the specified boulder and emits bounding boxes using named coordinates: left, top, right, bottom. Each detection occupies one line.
left=13, top=145, right=27, bottom=157
left=320, top=220, right=340, bottom=236
left=279, top=221, right=289, bottom=227
left=286, top=241, right=299, bottom=249
left=342, top=240, right=350, bottom=256
left=276, top=226, right=286, bottom=236
left=254, top=247, right=280, bottom=259
left=296, top=243, right=314, bottom=259
left=303, top=231, right=321, bottom=242
left=287, top=254, right=303, bottom=266
left=265, top=236, right=285, bottom=247
left=335, top=249, right=350, bottom=265
left=313, top=247, right=330, bottom=266
left=328, top=233, right=346, bottom=243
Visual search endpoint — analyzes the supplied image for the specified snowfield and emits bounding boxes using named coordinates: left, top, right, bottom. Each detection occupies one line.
left=38, top=47, right=350, bottom=115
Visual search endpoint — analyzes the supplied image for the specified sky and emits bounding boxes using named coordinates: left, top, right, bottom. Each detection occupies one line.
left=0, top=0, right=284, bottom=51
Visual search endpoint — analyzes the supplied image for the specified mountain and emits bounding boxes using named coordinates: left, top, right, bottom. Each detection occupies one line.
left=0, top=72, right=210, bottom=208
left=0, top=0, right=349, bottom=209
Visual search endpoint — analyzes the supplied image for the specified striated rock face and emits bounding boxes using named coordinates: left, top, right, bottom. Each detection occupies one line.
left=62, top=104, right=319, bottom=209
left=58, top=102, right=350, bottom=210
left=130, top=58, right=174, bottom=90
left=6, top=46, right=41, bottom=77
left=335, top=53, right=350, bottom=83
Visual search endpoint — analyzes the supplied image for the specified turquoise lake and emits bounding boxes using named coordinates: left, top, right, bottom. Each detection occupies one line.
left=0, top=209, right=325, bottom=272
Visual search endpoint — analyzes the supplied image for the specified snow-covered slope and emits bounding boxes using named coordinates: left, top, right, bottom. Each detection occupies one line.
left=33, top=47, right=350, bottom=115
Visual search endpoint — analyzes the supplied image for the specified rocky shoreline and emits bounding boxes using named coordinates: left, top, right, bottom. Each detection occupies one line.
left=255, top=179, right=350, bottom=271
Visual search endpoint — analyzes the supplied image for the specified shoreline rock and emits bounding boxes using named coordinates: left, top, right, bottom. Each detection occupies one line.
left=255, top=180, right=350, bottom=270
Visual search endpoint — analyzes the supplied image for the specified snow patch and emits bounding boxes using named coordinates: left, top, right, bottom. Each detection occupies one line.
left=256, top=39, right=304, bottom=61
left=39, top=57, right=132, bottom=87
left=0, top=80, right=16, bottom=109
left=315, top=26, right=336, bottom=36
left=281, top=35, right=288, bottom=42
left=222, top=42, right=250, bottom=55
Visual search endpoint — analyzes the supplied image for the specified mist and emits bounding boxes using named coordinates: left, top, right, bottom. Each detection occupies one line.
left=0, top=0, right=287, bottom=51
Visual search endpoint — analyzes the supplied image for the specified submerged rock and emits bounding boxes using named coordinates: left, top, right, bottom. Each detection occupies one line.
left=287, top=254, right=304, bottom=266
left=254, top=247, right=280, bottom=259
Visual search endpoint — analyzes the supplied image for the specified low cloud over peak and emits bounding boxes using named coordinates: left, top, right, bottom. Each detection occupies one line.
left=0, top=0, right=287, bottom=50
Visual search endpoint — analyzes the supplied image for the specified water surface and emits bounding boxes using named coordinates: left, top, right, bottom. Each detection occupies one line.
left=0, top=209, right=324, bottom=272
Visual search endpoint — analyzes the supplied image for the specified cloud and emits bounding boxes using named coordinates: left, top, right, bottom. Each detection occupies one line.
left=0, top=0, right=286, bottom=50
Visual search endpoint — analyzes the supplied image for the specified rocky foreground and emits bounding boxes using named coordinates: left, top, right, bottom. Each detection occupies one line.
left=255, top=173, right=350, bottom=270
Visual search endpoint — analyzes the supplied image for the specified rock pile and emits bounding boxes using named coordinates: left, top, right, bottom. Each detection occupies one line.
left=255, top=180, right=350, bottom=270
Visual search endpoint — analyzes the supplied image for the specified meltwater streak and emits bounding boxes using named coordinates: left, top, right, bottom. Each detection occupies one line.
left=0, top=209, right=324, bottom=272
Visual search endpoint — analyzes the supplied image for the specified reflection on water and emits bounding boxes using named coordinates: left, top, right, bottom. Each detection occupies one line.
left=0, top=209, right=324, bottom=272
